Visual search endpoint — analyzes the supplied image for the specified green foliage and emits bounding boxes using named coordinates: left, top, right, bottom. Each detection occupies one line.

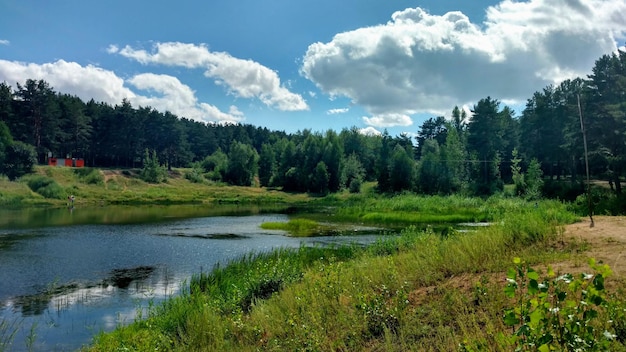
left=341, top=153, right=365, bottom=193
left=184, top=162, right=204, bottom=183
left=389, top=145, right=415, bottom=192
left=311, top=161, right=330, bottom=195
left=503, top=258, right=621, bottom=351
left=73, top=167, right=104, bottom=185
left=511, top=148, right=525, bottom=196
left=140, top=149, right=167, bottom=183
left=25, top=175, right=65, bottom=199
left=2, top=141, right=37, bottom=181
left=260, top=219, right=323, bottom=237
left=225, top=141, right=259, bottom=186
left=525, top=158, right=544, bottom=200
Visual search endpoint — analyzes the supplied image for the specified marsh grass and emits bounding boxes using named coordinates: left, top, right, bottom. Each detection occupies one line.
left=260, top=219, right=327, bottom=236
left=0, top=318, right=20, bottom=352
left=85, top=196, right=606, bottom=352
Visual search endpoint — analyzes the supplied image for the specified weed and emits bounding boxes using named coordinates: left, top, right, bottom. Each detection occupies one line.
left=503, top=257, right=622, bottom=351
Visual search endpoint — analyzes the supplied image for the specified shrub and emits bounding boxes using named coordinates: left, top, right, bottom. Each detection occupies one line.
left=141, top=150, right=167, bottom=183
left=74, top=168, right=104, bottom=185
left=26, top=175, right=65, bottom=199
left=184, top=162, right=204, bottom=183
left=503, top=258, right=621, bottom=351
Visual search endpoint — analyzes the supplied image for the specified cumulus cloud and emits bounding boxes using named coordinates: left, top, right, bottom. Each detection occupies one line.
left=128, top=73, right=243, bottom=123
left=0, top=39, right=9, bottom=45
left=327, top=107, right=349, bottom=115
left=359, top=126, right=382, bottom=136
left=301, top=0, right=626, bottom=127
left=113, top=42, right=309, bottom=111
left=362, top=113, right=413, bottom=128
left=0, top=60, right=243, bottom=124
left=0, top=59, right=135, bottom=103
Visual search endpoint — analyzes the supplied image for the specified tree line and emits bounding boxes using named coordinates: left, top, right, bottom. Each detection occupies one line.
left=0, top=49, right=624, bottom=198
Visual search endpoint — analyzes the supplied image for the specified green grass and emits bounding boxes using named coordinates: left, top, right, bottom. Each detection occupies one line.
left=0, top=166, right=310, bottom=207
left=260, top=219, right=326, bottom=237
left=85, top=196, right=611, bottom=352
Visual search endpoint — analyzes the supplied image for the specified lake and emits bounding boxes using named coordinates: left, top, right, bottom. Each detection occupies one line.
left=0, top=205, right=385, bottom=351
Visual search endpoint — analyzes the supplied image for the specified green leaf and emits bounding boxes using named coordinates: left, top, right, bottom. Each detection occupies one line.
left=507, top=267, right=517, bottom=280
left=593, top=274, right=605, bottom=291
left=529, top=309, right=544, bottom=327
left=527, top=269, right=539, bottom=281
left=529, top=279, right=539, bottom=295
left=513, top=257, right=521, bottom=264
left=504, top=310, right=519, bottom=326
left=504, top=285, right=516, bottom=298
left=538, top=344, right=550, bottom=352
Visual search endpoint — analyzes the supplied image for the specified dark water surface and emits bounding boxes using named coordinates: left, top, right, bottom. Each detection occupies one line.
left=0, top=205, right=383, bottom=351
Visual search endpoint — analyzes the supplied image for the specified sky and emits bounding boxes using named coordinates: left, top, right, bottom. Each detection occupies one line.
left=1, top=0, right=625, bottom=138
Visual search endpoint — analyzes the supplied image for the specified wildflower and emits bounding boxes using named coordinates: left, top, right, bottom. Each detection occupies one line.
left=603, top=330, right=617, bottom=340
left=583, top=273, right=594, bottom=280
left=549, top=307, right=560, bottom=314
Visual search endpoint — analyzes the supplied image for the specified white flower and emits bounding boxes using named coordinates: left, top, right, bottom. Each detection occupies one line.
left=583, top=273, right=594, bottom=280
left=603, top=330, right=617, bottom=340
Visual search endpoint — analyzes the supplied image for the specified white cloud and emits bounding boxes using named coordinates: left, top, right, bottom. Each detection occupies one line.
left=327, top=107, right=349, bottom=115
left=0, top=60, right=243, bottom=124
left=128, top=73, right=243, bottom=123
left=0, top=39, right=9, bottom=46
left=359, top=126, right=382, bottom=136
left=362, top=113, right=413, bottom=128
left=115, top=42, right=309, bottom=111
left=302, top=0, right=626, bottom=127
left=0, top=59, right=135, bottom=103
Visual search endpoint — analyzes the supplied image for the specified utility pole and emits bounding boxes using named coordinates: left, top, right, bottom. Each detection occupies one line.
left=578, top=94, right=594, bottom=227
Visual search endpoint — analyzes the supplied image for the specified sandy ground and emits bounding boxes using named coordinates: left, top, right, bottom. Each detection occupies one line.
left=561, top=216, right=626, bottom=283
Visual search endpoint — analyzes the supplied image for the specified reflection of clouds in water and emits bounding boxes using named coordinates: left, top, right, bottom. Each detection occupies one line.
left=102, top=308, right=138, bottom=330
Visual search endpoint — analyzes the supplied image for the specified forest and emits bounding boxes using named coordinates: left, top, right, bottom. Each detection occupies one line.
left=0, top=49, right=624, bottom=204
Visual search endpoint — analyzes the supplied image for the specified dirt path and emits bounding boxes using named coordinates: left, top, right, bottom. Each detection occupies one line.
left=562, top=216, right=626, bottom=280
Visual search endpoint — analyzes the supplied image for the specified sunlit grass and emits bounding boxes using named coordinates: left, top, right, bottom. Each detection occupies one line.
left=85, top=196, right=603, bottom=352
left=0, top=166, right=309, bottom=207
left=260, top=219, right=325, bottom=237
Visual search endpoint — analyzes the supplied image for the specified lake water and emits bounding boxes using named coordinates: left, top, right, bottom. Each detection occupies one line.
left=0, top=205, right=384, bottom=351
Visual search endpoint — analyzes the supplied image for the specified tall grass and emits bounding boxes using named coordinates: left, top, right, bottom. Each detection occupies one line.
left=87, top=197, right=594, bottom=351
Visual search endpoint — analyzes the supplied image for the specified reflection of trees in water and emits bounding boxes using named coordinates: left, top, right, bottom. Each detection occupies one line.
left=11, top=266, right=156, bottom=316
left=105, top=266, right=154, bottom=289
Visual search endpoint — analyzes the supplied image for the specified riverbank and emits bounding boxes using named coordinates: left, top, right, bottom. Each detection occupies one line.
left=86, top=199, right=626, bottom=351
left=0, top=166, right=311, bottom=207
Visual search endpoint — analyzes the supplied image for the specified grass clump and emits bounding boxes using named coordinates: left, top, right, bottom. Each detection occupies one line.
left=24, top=175, right=65, bottom=199
left=260, top=219, right=325, bottom=236
left=74, top=168, right=104, bottom=185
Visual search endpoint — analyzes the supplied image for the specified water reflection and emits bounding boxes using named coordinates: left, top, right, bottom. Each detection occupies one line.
left=0, top=207, right=386, bottom=351
left=0, top=204, right=291, bottom=229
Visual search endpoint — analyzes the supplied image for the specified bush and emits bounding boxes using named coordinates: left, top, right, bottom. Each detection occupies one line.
left=141, top=150, right=167, bottom=183
left=26, top=175, right=65, bottom=199
left=74, top=168, right=104, bottom=185
left=184, top=163, right=204, bottom=183
left=503, top=258, right=621, bottom=351
left=2, top=141, right=37, bottom=180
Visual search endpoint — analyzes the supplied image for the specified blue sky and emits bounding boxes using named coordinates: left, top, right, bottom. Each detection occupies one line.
left=1, top=0, right=625, bottom=138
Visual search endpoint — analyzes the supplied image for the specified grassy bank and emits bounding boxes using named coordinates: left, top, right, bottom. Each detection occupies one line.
left=85, top=197, right=626, bottom=352
left=0, top=166, right=309, bottom=207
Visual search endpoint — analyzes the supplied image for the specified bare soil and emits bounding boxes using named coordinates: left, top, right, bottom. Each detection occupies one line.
left=560, top=216, right=626, bottom=285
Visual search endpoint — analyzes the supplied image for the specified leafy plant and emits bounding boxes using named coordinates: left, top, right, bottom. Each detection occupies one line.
left=141, top=149, right=167, bottom=183
left=503, top=257, right=619, bottom=351
left=25, top=175, right=65, bottom=199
